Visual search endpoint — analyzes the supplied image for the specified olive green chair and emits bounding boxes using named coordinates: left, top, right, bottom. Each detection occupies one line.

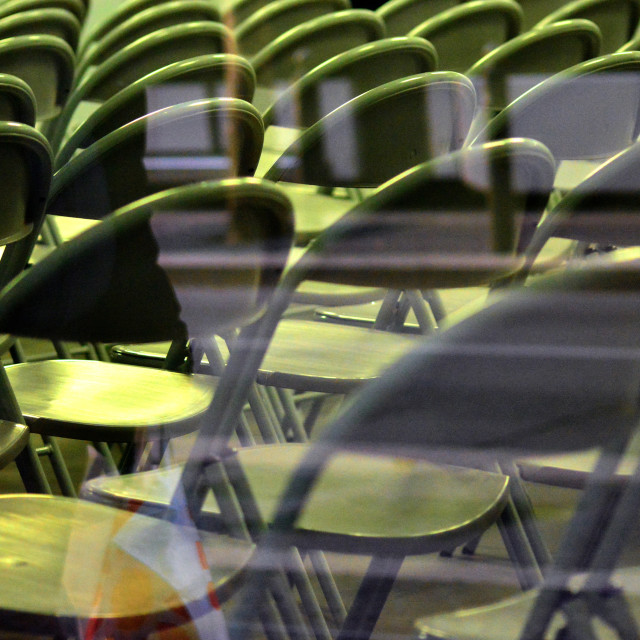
left=223, top=0, right=275, bottom=25
left=50, top=21, right=237, bottom=151
left=0, top=0, right=85, bottom=22
left=251, top=9, right=386, bottom=91
left=408, top=0, right=523, bottom=73
left=474, top=52, right=640, bottom=200
left=465, top=19, right=601, bottom=138
left=261, top=36, right=437, bottom=125
left=534, top=0, right=640, bottom=53
left=0, top=178, right=295, bottom=637
left=0, top=72, right=36, bottom=125
left=74, top=0, right=223, bottom=80
left=0, top=7, right=81, bottom=49
left=55, top=53, right=256, bottom=168
left=0, top=34, right=74, bottom=130
left=236, top=0, right=350, bottom=57
left=376, top=0, right=460, bottom=36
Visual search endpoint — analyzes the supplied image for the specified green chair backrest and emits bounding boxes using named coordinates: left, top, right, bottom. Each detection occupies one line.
left=265, top=71, right=476, bottom=188
left=0, top=8, right=80, bottom=49
left=76, top=0, right=222, bottom=78
left=535, top=0, right=640, bottom=54
left=467, top=19, right=601, bottom=112
left=0, top=0, right=85, bottom=22
left=262, top=36, right=437, bottom=127
left=56, top=54, right=256, bottom=166
left=51, top=22, right=236, bottom=149
left=236, top=0, right=350, bottom=56
left=224, top=0, right=275, bottom=25
left=474, top=52, right=640, bottom=162
left=0, top=34, right=74, bottom=122
left=376, top=0, right=461, bottom=36
left=48, top=98, right=264, bottom=218
left=408, top=0, right=523, bottom=73
left=251, top=9, right=386, bottom=89
left=0, top=72, right=36, bottom=125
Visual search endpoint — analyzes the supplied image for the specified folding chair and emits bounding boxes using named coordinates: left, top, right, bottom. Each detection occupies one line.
left=235, top=0, right=350, bottom=57
left=534, top=0, right=640, bottom=53
left=0, top=34, right=74, bottom=132
left=466, top=19, right=601, bottom=116
left=375, top=0, right=461, bottom=36
left=85, top=141, right=557, bottom=632
left=55, top=53, right=256, bottom=168
left=74, top=0, right=223, bottom=81
left=0, top=0, right=85, bottom=22
left=0, top=7, right=81, bottom=49
left=408, top=0, right=523, bottom=73
left=250, top=9, right=386, bottom=91
left=7, top=100, right=264, bottom=491
left=0, top=72, right=36, bottom=125
left=0, top=177, right=294, bottom=638
left=49, top=21, right=236, bottom=151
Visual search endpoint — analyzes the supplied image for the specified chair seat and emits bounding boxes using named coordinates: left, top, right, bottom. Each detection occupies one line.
left=0, top=420, right=29, bottom=469
left=415, top=586, right=640, bottom=639
left=7, top=360, right=215, bottom=441
left=0, top=494, right=252, bottom=634
left=85, top=443, right=510, bottom=556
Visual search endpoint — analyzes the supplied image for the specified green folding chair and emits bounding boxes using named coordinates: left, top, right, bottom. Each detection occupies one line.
left=251, top=9, right=386, bottom=91
left=235, top=0, right=350, bottom=57
left=0, top=7, right=80, bottom=49
left=376, top=0, right=461, bottom=36
left=408, top=0, right=523, bottom=73
left=0, top=0, right=85, bottom=22
left=534, top=0, right=640, bottom=54
left=55, top=53, right=256, bottom=168
left=74, top=0, right=222, bottom=81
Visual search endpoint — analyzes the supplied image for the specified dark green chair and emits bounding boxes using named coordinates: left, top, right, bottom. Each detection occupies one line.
left=0, top=72, right=36, bottom=125
left=74, top=0, right=222, bottom=80
left=261, top=36, right=438, bottom=126
left=236, top=0, right=350, bottom=57
left=50, top=21, right=237, bottom=151
left=55, top=53, right=256, bottom=167
left=465, top=19, right=601, bottom=138
left=0, top=0, right=85, bottom=22
left=251, top=9, right=386, bottom=91
left=376, top=0, right=461, bottom=36
left=408, top=0, right=523, bottom=73
left=534, top=0, right=640, bottom=53
left=0, top=7, right=80, bottom=49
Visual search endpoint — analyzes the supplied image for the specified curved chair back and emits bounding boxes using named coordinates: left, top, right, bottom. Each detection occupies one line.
left=56, top=54, right=256, bottom=167
left=47, top=98, right=264, bottom=219
left=251, top=10, right=386, bottom=90
left=0, top=179, right=294, bottom=342
left=0, top=122, right=52, bottom=287
left=475, top=52, right=640, bottom=162
left=262, top=36, right=437, bottom=127
left=75, top=0, right=222, bottom=79
left=236, top=0, right=350, bottom=56
left=0, top=73, right=36, bottom=125
left=0, top=8, right=81, bottom=49
left=408, top=0, right=523, bottom=72
left=265, top=72, right=476, bottom=188
left=51, top=21, right=236, bottom=149
left=466, top=19, right=601, bottom=116
left=0, top=34, right=74, bottom=123
left=376, top=0, right=460, bottom=36
left=0, top=0, right=85, bottom=22
left=534, top=0, right=640, bottom=54
left=79, top=0, right=175, bottom=49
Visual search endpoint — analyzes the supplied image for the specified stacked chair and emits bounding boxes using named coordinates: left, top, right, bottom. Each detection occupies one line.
left=0, top=0, right=639, bottom=639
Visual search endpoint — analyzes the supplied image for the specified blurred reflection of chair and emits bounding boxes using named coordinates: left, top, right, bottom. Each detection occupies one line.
left=235, top=0, right=350, bottom=56
left=50, top=21, right=236, bottom=151
left=408, top=0, right=523, bottom=73
left=0, top=178, right=294, bottom=637
left=534, top=0, right=640, bottom=53
left=376, top=0, right=460, bottom=36
left=74, top=0, right=223, bottom=81
left=250, top=9, right=385, bottom=93
left=55, top=53, right=256, bottom=168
